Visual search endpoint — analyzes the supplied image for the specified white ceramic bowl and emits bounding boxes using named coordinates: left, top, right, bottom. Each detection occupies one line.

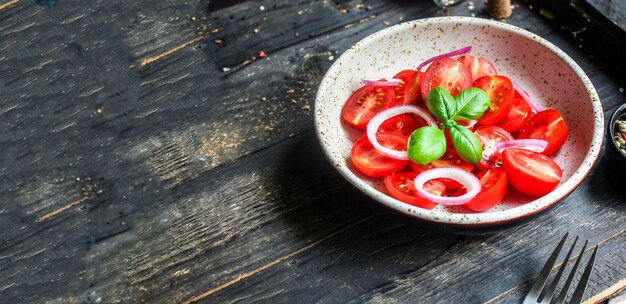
left=314, top=17, right=603, bottom=231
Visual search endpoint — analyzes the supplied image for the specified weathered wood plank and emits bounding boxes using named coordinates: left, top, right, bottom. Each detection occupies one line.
left=178, top=164, right=626, bottom=304
left=0, top=0, right=625, bottom=303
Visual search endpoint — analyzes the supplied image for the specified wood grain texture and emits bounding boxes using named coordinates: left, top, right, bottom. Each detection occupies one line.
left=0, top=0, right=624, bottom=303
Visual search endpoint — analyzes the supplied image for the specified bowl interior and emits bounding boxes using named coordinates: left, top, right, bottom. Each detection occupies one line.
left=315, top=17, right=603, bottom=225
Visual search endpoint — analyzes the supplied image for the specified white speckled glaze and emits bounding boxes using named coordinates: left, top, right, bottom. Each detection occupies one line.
left=314, top=17, right=603, bottom=227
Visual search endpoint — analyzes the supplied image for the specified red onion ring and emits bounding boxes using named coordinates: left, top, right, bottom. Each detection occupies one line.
left=496, top=139, right=548, bottom=153
left=366, top=105, right=438, bottom=160
left=413, top=168, right=481, bottom=205
left=361, top=78, right=402, bottom=86
left=416, top=46, right=472, bottom=72
left=512, top=80, right=543, bottom=113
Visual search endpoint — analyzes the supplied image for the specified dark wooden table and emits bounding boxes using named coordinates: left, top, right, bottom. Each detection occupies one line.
left=1, top=0, right=624, bottom=303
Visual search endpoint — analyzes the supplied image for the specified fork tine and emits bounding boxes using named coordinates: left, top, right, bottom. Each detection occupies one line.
left=554, top=240, right=588, bottom=304
left=541, top=236, right=579, bottom=303
left=523, top=233, right=569, bottom=304
left=568, top=245, right=598, bottom=304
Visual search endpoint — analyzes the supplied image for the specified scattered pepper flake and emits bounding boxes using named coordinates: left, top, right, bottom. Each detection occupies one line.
left=261, top=97, right=267, bottom=101
left=286, top=89, right=295, bottom=94
left=191, top=16, right=197, bottom=21
left=212, top=39, right=223, bottom=44
left=258, top=50, right=267, bottom=58
left=211, top=28, right=219, bottom=33
left=302, top=105, right=310, bottom=110
left=339, top=8, right=348, bottom=14
left=382, top=20, right=390, bottom=26
left=291, top=99, right=298, bottom=104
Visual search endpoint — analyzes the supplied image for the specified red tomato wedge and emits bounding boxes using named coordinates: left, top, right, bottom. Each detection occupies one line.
left=384, top=172, right=444, bottom=209
left=474, top=125, right=514, bottom=170
left=473, top=75, right=515, bottom=125
left=393, top=70, right=423, bottom=105
left=457, top=55, right=497, bottom=81
left=502, top=148, right=562, bottom=197
left=517, top=109, right=568, bottom=155
left=497, top=92, right=532, bottom=132
left=378, top=114, right=424, bottom=137
left=341, top=85, right=395, bottom=130
left=351, top=133, right=409, bottom=178
left=410, top=148, right=473, bottom=190
left=421, top=57, right=472, bottom=99
left=463, top=168, right=507, bottom=211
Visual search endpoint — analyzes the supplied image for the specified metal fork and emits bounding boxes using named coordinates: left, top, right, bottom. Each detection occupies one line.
left=522, top=233, right=599, bottom=304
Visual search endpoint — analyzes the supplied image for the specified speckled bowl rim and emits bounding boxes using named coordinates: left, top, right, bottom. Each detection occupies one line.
left=314, top=17, right=604, bottom=226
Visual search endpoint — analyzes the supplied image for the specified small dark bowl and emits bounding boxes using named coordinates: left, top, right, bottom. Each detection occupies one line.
left=606, top=103, right=626, bottom=173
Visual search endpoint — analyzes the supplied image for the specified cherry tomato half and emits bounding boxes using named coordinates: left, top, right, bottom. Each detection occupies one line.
left=378, top=114, right=422, bottom=137
left=384, top=172, right=444, bottom=209
left=341, top=85, right=395, bottom=130
left=463, top=168, right=508, bottom=212
left=473, top=75, right=515, bottom=125
left=517, top=109, right=568, bottom=156
left=474, top=125, right=514, bottom=170
left=457, top=55, right=497, bottom=81
left=393, top=70, right=424, bottom=105
left=497, top=92, right=532, bottom=132
left=502, top=148, right=562, bottom=197
left=351, top=133, right=409, bottom=178
left=421, top=57, right=473, bottom=99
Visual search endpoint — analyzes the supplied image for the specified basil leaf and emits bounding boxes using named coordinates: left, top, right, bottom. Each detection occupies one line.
left=425, top=87, right=456, bottom=120
left=449, top=124, right=482, bottom=165
left=454, top=87, right=490, bottom=120
left=407, top=126, right=446, bottom=165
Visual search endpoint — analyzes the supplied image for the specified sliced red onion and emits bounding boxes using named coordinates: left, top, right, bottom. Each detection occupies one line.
left=496, top=139, right=548, bottom=153
left=366, top=105, right=438, bottom=160
left=416, top=46, right=472, bottom=72
left=512, top=80, right=543, bottom=113
left=361, top=78, right=402, bottom=86
left=413, top=168, right=481, bottom=205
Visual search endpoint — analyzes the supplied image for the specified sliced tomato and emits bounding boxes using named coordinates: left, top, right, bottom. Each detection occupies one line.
left=463, top=168, right=508, bottom=212
left=393, top=70, right=423, bottom=105
left=351, top=133, right=409, bottom=178
left=497, top=92, right=532, bottom=132
left=457, top=55, right=497, bottom=81
left=421, top=57, right=473, bottom=99
left=474, top=125, right=514, bottom=170
left=473, top=75, right=515, bottom=125
left=410, top=148, right=473, bottom=189
left=378, top=114, right=421, bottom=137
left=517, top=109, right=568, bottom=155
left=341, top=85, right=395, bottom=130
left=384, top=172, right=444, bottom=209
left=502, top=148, right=562, bottom=197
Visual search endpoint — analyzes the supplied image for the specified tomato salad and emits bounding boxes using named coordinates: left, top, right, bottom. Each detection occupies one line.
left=342, top=47, right=569, bottom=212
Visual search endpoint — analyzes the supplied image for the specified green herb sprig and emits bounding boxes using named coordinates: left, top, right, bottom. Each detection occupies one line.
left=407, top=87, right=490, bottom=165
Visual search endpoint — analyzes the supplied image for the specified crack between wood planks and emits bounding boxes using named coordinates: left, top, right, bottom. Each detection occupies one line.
left=35, top=196, right=91, bottom=223
left=137, top=36, right=205, bottom=69
left=0, top=0, right=19, bottom=11
left=221, top=14, right=380, bottom=76
left=484, top=228, right=626, bottom=304
left=136, top=11, right=381, bottom=70
left=583, top=278, right=626, bottom=304
left=180, top=214, right=379, bottom=304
